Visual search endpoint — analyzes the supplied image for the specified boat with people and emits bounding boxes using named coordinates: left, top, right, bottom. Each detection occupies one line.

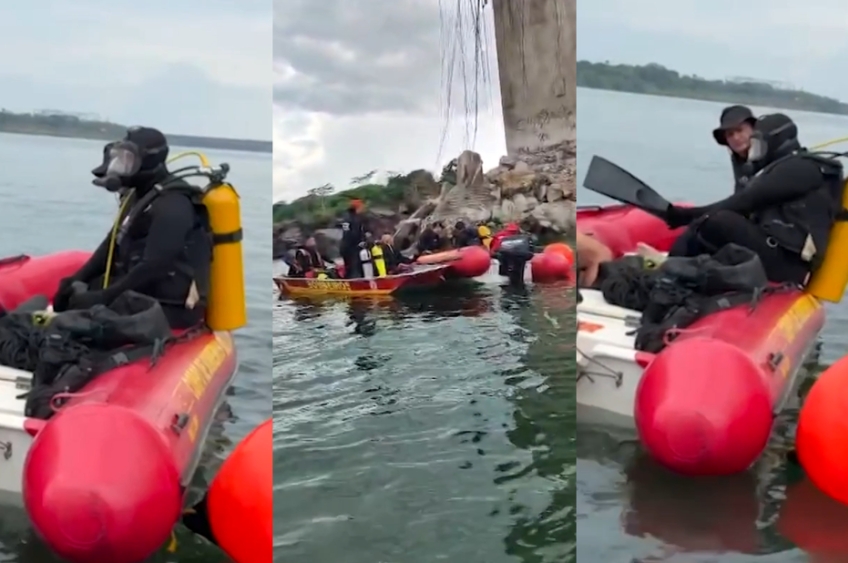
left=576, top=153, right=848, bottom=477
left=5, top=152, right=247, bottom=563
left=274, top=262, right=450, bottom=296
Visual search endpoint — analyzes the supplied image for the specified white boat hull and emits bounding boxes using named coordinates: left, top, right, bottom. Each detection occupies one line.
left=576, top=288, right=644, bottom=428
left=0, top=364, right=36, bottom=504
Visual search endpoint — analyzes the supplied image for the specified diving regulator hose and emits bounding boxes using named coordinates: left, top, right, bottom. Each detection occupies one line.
left=101, top=151, right=231, bottom=290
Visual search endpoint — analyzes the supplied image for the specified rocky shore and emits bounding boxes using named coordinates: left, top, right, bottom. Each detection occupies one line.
left=273, top=142, right=575, bottom=259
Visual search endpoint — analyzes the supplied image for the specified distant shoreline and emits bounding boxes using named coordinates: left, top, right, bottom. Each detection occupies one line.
left=0, top=112, right=271, bottom=153
left=576, top=61, right=848, bottom=116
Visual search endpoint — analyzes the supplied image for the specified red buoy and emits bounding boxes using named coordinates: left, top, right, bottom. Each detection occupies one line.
left=635, top=337, right=773, bottom=475
left=796, top=354, right=848, bottom=506
left=449, top=246, right=491, bottom=278
left=24, top=404, right=181, bottom=563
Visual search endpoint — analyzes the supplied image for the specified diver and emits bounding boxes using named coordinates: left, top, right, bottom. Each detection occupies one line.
left=418, top=222, right=444, bottom=254
left=294, top=236, right=333, bottom=275
left=339, top=200, right=367, bottom=278
left=665, top=113, right=845, bottom=284
left=452, top=220, right=482, bottom=247
left=53, top=127, right=212, bottom=328
left=713, top=105, right=758, bottom=192
left=379, top=234, right=413, bottom=274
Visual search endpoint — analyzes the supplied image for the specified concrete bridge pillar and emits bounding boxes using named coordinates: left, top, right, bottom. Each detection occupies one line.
left=491, top=0, right=576, bottom=155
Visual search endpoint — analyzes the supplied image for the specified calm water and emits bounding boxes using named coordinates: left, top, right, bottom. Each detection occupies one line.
left=272, top=275, right=576, bottom=563
left=577, top=88, right=848, bottom=562
left=0, top=133, right=272, bottom=562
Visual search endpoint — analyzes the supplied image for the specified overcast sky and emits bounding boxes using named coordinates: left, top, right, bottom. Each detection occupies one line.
left=578, top=0, right=848, bottom=100
left=274, top=0, right=507, bottom=201
left=1, top=0, right=271, bottom=139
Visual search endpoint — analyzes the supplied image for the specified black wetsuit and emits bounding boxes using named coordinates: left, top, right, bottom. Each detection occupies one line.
left=668, top=153, right=843, bottom=284
left=55, top=175, right=212, bottom=328
left=453, top=225, right=482, bottom=247
left=339, top=210, right=366, bottom=278
left=295, top=246, right=331, bottom=272
left=418, top=228, right=442, bottom=253
left=730, top=153, right=756, bottom=193
left=380, top=242, right=412, bottom=273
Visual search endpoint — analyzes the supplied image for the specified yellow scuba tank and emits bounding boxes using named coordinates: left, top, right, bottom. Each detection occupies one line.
left=203, top=182, right=247, bottom=330
left=807, top=179, right=848, bottom=303
left=371, top=244, right=387, bottom=277
left=478, top=224, right=492, bottom=249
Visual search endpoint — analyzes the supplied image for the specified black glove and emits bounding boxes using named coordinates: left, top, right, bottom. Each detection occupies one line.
left=664, top=205, right=701, bottom=229
left=52, top=277, right=79, bottom=312
left=67, top=289, right=108, bottom=310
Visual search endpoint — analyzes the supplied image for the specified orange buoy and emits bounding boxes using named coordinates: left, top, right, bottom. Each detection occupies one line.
left=208, top=419, right=273, bottom=563
left=796, top=355, right=848, bottom=505
left=544, top=242, right=574, bottom=266
left=530, top=252, right=570, bottom=282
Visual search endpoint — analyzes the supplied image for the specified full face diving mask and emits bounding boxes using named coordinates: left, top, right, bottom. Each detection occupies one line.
left=92, top=141, right=145, bottom=192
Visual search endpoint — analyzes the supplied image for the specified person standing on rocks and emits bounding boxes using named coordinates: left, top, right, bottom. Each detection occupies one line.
left=339, top=199, right=367, bottom=278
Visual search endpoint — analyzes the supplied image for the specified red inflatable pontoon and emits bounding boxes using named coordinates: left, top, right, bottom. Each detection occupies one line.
left=0, top=252, right=237, bottom=563
left=576, top=205, right=825, bottom=476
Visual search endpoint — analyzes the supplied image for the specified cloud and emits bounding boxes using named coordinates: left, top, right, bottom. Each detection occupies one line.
left=578, top=0, right=848, bottom=99
left=274, top=0, right=505, bottom=200
left=0, top=0, right=272, bottom=138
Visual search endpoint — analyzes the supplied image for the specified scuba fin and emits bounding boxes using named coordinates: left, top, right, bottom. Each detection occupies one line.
left=583, top=156, right=673, bottom=218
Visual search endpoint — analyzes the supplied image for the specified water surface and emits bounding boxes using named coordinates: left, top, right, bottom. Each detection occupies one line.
left=273, top=277, right=576, bottom=563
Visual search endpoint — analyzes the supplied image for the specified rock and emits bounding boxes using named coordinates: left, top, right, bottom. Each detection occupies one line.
left=273, top=140, right=576, bottom=259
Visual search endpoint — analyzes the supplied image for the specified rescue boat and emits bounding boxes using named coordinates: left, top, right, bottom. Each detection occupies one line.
left=10, top=153, right=248, bottom=563
left=274, top=263, right=450, bottom=296
left=577, top=204, right=825, bottom=476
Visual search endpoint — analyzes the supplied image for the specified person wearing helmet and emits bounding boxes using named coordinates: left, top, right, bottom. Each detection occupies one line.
left=52, top=126, right=213, bottom=328
left=339, top=199, right=367, bottom=278
left=712, top=105, right=758, bottom=192
left=665, top=113, right=844, bottom=284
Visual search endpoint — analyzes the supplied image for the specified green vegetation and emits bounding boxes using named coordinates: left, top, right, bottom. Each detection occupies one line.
left=0, top=110, right=271, bottom=153
left=273, top=166, right=450, bottom=227
left=576, top=61, right=848, bottom=115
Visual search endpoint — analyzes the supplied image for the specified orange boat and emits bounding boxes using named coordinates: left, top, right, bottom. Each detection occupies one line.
left=274, top=264, right=450, bottom=296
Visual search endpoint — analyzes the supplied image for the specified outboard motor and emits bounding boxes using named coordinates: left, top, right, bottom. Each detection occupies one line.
left=495, top=234, right=534, bottom=285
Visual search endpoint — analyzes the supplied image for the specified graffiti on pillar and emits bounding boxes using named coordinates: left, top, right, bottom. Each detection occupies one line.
left=514, top=103, right=574, bottom=146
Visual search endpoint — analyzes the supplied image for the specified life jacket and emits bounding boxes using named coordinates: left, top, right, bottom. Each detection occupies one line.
left=113, top=181, right=212, bottom=309
left=370, top=244, right=387, bottom=277
left=752, top=154, right=845, bottom=273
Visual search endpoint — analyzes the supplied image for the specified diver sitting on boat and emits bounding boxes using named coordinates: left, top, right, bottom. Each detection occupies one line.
left=712, top=105, right=758, bottom=193
left=417, top=222, right=445, bottom=254
left=378, top=234, right=413, bottom=275
left=287, top=236, right=335, bottom=278
left=451, top=220, right=484, bottom=248
left=664, top=113, right=845, bottom=285
left=52, top=127, right=216, bottom=329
